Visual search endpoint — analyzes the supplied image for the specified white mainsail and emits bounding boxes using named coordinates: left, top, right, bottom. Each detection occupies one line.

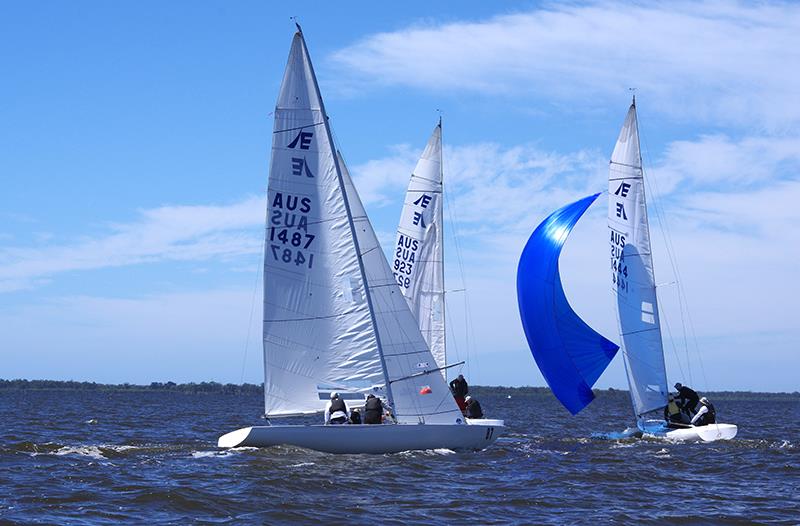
left=607, top=99, right=669, bottom=418
left=393, top=121, right=446, bottom=375
left=262, top=28, right=461, bottom=424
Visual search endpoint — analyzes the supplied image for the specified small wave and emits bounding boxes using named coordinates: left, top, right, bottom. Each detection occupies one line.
left=85, top=418, right=98, bottom=424
left=54, top=446, right=107, bottom=460
left=395, top=448, right=456, bottom=457
left=592, top=427, right=641, bottom=440
left=287, top=462, right=316, bottom=468
left=190, top=447, right=256, bottom=459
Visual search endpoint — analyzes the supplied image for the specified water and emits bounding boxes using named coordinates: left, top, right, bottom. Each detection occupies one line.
left=1, top=389, right=798, bottom=524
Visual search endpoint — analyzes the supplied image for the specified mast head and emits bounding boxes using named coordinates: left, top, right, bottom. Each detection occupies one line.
left=290, top=17, right=302, bottom=33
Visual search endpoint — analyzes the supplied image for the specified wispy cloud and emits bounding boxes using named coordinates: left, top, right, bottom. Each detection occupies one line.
left=331, top=2, right=800, bottom=129
left=0, top=197, right=265, bottom=292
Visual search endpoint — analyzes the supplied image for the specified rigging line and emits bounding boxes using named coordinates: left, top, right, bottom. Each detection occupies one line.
left=656, top=287, right=688, bottom=381
left=638, top=110, right=707, bottom=389
left=443, top=180, right=475, bottom=380
left=388, top=361, right=466, bottom=384
left=240, top=221, right=266, bottom=385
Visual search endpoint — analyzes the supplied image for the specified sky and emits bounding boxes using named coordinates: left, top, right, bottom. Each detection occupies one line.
left=1, top=1, right=798, bottom=392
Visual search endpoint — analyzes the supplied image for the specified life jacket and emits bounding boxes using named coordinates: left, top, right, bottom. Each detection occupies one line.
left=364, top=397, right=382, bottom=412
left=466, top=399, right=483, bottom=419
left=363, top=397, right=383, bottom=424
left=665, top=399, right=681, bottom=422
left=329, top=398, right=347, bottom=415
left=450, top=378, right=468, bottom=398
left=700, top=401, right=716, bottom=424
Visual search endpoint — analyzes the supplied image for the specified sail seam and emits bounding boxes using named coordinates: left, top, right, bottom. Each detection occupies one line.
left=272, top=121, right=324, bottom=134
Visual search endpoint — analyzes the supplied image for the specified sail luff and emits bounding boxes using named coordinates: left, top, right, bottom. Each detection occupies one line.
left=293, top=30, right=397, bottom=411
left=608, top=101, right=669, bottom=418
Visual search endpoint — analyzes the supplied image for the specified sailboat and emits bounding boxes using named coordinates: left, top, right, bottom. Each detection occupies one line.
left=516, top=98, right=737, bottom=442
left=392, top=120, right=446, bottom=377
left=392, top=120, right=504, bottom=427
left=217, top=26, right=502, bottom=453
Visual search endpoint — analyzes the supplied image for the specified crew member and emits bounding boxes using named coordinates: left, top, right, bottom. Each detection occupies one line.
left=674, top=382, right=700, bottom=415
left=464, top=395, right=483, bottom=419
left=690, top=397, right=716, bottom=426
left=450, top=374, right=469, bottom=413
left=349, top=408, right=362, bottom=424
left=663, top=394, right=684, bottom=424
left=324, top=392, right=349, bottom=425
left=363, top=394, right=386, bottom=425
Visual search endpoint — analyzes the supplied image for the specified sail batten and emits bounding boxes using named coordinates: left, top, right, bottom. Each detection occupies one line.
left=608, top=102, right=669, bottom=418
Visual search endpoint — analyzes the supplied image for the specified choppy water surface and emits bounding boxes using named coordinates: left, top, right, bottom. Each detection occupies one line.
left=1, top=389, right=797, bottom=524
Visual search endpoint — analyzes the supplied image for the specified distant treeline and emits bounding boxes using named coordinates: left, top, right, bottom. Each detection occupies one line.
left=0, top=379, right=262, bottom=395
left=0, top=379, right=797, bottom=400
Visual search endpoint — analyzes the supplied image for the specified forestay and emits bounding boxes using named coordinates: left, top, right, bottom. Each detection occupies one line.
left=262, top=28, right=461, bottom=424
left=517, top=194, right=619, bottom=415
left=607, top=100, right=669, bottom=418
left=393, top=121, right=446, bottom=374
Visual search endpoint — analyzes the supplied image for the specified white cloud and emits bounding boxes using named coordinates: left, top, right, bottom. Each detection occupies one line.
left=331, top=2, right=800, bottom=129
left=0, top=196, right=265, bottom=292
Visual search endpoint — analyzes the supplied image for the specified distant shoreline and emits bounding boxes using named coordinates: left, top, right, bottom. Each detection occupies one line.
left=1, top=379, right=797, bottom=400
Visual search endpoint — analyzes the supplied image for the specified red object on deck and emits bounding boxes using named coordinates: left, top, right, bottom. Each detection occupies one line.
left=454, top=396, right=467, bottom=412
left=419, top=386, right=432, bottom=395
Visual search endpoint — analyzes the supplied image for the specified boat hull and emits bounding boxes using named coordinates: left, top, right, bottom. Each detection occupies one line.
left=640, top=420, right=738, bottom=442
left=218, top=421, right=504, bottom=453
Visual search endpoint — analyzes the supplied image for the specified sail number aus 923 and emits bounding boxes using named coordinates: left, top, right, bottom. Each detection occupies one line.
left=269, top=244, right=314, bottom=269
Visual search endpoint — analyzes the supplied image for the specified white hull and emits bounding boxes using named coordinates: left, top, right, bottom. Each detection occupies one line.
left=640, top=420, right=738, bottom=442
left=218, top=421, right=504, bottom=454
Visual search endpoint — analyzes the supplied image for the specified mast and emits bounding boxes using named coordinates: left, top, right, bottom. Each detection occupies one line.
left=294, top=26, right=396, bottom=410
left=438, top=116, right=446, bottom=371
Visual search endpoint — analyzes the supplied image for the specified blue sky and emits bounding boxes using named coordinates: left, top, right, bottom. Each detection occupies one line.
left=1, top=2, right=798, bottom=391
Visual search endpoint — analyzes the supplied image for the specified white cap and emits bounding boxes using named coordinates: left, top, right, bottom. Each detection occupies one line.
left=700, top=397, right=709, bottom=404
left=330, top=392, right=339, bottom=399
left=465, top=395, right=472, bottom=401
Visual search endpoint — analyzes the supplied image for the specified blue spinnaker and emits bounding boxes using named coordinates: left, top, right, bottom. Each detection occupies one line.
left=516, top=193, right=619, bottom=415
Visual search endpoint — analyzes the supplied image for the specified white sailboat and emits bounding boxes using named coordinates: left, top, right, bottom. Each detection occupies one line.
left=608, top=97, right=736, bottom=441
left=218, top=26, right=502, bottom=453
left=392, top=120, right=446, bottom=376
left=516, top=98, right=736, bottom=442
left=393, top=120, right=503, bottom=427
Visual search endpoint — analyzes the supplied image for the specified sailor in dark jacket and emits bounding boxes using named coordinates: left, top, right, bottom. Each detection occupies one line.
left=450, top=374, right=469, bottom=413
left=464, top=395, right=483, bottom=419
left=690, top=397, right=717, bottom=426
left=324, top=392, right=349, bottom=424
left=363, top=394, right=386, bottom=424
left=674, top=383, right=700, bottom=414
